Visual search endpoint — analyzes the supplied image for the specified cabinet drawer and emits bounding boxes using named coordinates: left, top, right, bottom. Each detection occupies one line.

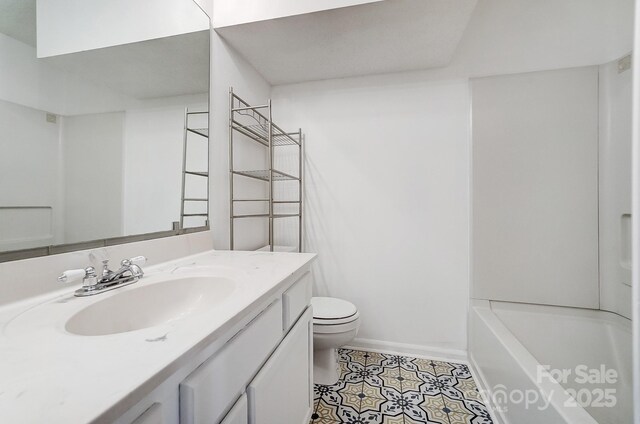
left=282, top=272, right=312, bottom=331
left=180, top=300, right=282, bottom=424
left=247, top=307, right=313, bottom=424
left=221, top=394, right=248, bottom=424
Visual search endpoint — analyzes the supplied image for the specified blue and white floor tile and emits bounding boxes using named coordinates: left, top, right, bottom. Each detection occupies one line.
left=310, top=349, right=493, bottom=424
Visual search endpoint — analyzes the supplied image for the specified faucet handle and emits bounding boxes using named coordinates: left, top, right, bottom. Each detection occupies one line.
left=121, top=256, right=147, bottom=267
left=101, top=259, right=112, bottom=277
left=58, top=267, right=96, bottom=283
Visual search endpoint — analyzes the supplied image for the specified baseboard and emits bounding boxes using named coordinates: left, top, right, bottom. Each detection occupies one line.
left=468, top=352, right=506, bottom=424
left=303, top=408, right=313, bottom=424
left=345, top=338, right=468, bottom=363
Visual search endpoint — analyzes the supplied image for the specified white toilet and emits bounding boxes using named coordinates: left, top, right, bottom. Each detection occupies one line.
left=311, top=296, right=361, bottom=385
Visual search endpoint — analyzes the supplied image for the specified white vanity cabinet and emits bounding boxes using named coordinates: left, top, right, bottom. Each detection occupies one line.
left=121, top=269, right=313, bottom=424
left=131, top=403, right=164, bottom=424
left=247, top=307, right=313, bottom=424
left=179, top=300, right=283, bottom=423
left=220, top=395, right=248, bottom=424
left=282, top=272, right=312, bottom=331
left=181, top=305, right=313, bottom=424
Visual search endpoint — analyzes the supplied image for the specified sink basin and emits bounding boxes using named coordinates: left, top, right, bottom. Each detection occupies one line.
left=65, top=277, right=236, bottom=336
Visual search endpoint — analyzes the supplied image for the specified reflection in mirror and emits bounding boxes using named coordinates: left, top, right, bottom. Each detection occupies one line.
left=0, top=0, right=210, bottom=255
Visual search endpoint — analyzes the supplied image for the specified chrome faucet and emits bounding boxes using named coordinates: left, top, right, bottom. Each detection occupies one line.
left=100, top=257, right=145, bottom=283
left=58, top=256, right=147, bottom=297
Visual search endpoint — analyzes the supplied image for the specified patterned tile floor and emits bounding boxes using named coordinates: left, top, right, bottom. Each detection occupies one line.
left=310, top=349, right=493, bottom=424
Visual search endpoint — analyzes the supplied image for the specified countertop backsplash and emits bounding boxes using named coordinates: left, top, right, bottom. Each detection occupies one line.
left=0, top=230, right=214, bottom=307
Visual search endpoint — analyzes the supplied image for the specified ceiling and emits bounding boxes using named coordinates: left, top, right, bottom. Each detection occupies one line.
left=42, top=31, right=210, bottom=100
left=216, top=0, right=478, bottom=85
left=0, top=0, right=36, bottom=46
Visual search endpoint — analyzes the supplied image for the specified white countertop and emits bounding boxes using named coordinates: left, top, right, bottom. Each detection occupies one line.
left=0, top=250, right=316, bottom=424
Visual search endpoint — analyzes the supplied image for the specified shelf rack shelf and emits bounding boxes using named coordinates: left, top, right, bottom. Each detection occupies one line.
left=187, top=127, right=209, bottom=138
left=232, top=169, right=299, bottom=182
left=229, top=88, right=303, bottom=252
left=231, top=121, right=300, bottom=147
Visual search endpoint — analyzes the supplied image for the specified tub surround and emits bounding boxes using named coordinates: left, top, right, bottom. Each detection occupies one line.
left=0, top=249, right=316, bottom=423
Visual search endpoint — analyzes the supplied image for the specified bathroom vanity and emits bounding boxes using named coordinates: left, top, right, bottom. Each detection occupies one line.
left=0, top=250, right=316, bottom=424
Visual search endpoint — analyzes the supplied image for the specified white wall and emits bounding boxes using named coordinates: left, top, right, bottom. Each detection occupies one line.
left=0, top=99, right=63, bottom=250
left=264, top=0, right=634, bottom=354
left=121, top=100, right=209, bottom=235
left=210, top=31, right=272, bottom=250
left=123, top=106, right=187, bottom=235
left=0, top=33, right=134, bottom=117
left=123, top=106, right=184, bottom=235
left=62, top=113, right=125, bottom=243
left=631, top=1, right=640, bottom=416
left=272, top=76, right=471, bottom=354
left=599, top=55, right=633, bottom=319
left=193, top=0, right=212, bottom=18
left=471, top=67, right=600, bottom=308
left=37, top=0, right=210, bottom=57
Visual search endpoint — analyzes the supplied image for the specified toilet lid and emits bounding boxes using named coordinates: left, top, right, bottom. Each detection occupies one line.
left=311, top=297, right=358, bottom=321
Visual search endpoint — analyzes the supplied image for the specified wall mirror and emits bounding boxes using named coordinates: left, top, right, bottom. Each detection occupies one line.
left=0, top=0, right=210, bottom=261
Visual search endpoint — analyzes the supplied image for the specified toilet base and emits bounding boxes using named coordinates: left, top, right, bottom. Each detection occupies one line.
left=313, top=347, right=339, bottom=385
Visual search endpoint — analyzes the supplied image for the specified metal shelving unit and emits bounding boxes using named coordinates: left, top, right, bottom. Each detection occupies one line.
left=180, top=109, right=209, bottom=229
left=229, top=88, right=303, bottom=252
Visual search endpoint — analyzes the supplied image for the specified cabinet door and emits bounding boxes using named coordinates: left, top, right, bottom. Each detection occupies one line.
left=180, top=300, right=282, bottom=424
left=131, top=403, right=163, bottom=424
left=221, top=395, right=248, bottom=424
left=247, top=308, right=313, bottom=424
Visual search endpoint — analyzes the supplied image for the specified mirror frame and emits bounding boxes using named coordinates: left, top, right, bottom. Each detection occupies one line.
left=0, top=5, right=211, bottom=264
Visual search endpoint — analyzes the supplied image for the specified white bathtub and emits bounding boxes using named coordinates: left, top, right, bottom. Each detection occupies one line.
left=469, top=300, right=632, bottom=424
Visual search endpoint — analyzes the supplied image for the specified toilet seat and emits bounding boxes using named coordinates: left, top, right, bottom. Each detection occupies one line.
left=313, top=314, right=360, bottom=333
left=311, top=297, right=359, bottom=327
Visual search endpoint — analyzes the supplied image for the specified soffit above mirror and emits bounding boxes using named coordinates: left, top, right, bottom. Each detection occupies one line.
left=0, top=0, right=210, bottom=106
left=213, top=0, right=382, bottom=28
left=41, top=31, right=210, bottom=100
